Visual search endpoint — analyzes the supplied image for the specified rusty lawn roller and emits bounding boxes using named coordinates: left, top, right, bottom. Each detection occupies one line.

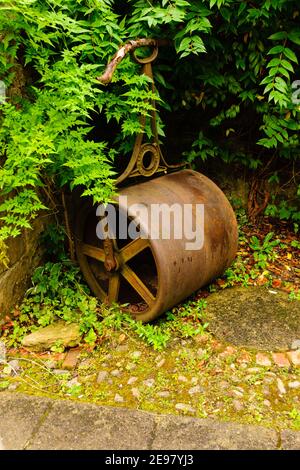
left=75, top=40, right=238, bottom=322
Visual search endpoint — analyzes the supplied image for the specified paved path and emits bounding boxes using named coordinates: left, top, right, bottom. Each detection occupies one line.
left=0, top=392, right=299, bottom=450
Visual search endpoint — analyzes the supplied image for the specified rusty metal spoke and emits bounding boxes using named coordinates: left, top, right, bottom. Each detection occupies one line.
left=121, top=264, right=155, bottom=306
left=82, top=243, right=105, bottom=262
left=108, top=273, right=120, bottom=303
left=120, top=237, right=149, bottom=263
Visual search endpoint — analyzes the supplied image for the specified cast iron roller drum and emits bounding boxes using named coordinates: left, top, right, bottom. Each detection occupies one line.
left=75, top=169, right=238, bottom=322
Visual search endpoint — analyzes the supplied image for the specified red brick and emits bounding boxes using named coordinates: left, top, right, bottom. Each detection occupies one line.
left=211, top=340, right=223, bottom=352
left=256, top=353, right=272, bottom=367
left=52, top=352, right=67, bottom=362
left=287, top=350, right=300, bottom=366
left=272, top=352, right=290, bottom=368
left=237, top=351, right=252, bottom=364
left=62, top=348, right=81, bottom=370
left=219, top=346, right=237, bottom=358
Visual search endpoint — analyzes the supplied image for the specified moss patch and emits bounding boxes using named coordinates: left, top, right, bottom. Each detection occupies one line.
left=205, top=287, right=300, bottom=350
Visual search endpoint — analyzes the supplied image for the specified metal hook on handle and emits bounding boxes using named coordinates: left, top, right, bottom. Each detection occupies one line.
left=132, top=45, right=159, bottom=65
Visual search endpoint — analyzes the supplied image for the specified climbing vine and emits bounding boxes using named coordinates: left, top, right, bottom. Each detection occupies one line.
left=0, top=0, right=300, bottom=256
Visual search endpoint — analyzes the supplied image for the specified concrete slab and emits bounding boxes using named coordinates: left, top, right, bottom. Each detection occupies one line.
left=0, top=392, right=299, bottom=450
left=0, top=392, right=51, bottom=450
left=281, top=429, right=300, bottom=450
left=205, top=287, right=300, bottom=350
left=152, top=415, right=278, bottom=450
left=28, top=399, right=156, bottom=450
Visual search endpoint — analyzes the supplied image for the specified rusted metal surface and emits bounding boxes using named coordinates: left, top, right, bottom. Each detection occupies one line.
left=75, top=169, right=238, bottom=322
left=103, top=238, right=117, bottom=272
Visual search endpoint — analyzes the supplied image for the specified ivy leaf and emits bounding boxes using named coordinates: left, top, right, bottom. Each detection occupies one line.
left=288, top=31, right=300, bottom=46
left=268, top=31, right=287, bottom=41
left=268, top=45, right=285, bottom=54
left=283, top=47, right=298, bottom=63
left=281, top=59, right=294, bottom=72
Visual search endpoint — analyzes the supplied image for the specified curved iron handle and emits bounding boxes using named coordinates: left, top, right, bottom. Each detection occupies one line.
left=97, top=38, right=171, bottom=85
left=97, top=38, right=186, bottom=186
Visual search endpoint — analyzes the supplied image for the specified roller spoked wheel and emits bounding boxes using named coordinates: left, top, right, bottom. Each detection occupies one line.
left=75, top=200, right=159, bottom=321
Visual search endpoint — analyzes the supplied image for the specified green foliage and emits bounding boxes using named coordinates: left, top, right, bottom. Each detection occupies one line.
left=288, top=408, right=300, bottom=430
left=0, top=380, right=10, bottom=390
left=291, top=239, right=300, bottom=249
left=5, top=258, right=208, bottom=350
left=230, top=198, right=248, bottom=226
left=100, top=297, right=208, bottom=350
left=165, top=299, right=208, bottom=337
left=223, top=257, right=250, bottom=287
left=0, top=0, right=300, bottom=249
left=221, top=229, right=286, bottom=287
left=289, top=289, right=300, bottom=301
left=41, top=223, right=67, bottom=261
left=176, top=0, right=300, bottom=191
left=265, top=199, right=300, bottom=229
left=6, top=260, right=103, bottom=346
left=249, top=231, right=280, bottom=269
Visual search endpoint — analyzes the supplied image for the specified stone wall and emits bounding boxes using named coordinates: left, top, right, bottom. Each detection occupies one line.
left=0, top=217, right=49, bottom=318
